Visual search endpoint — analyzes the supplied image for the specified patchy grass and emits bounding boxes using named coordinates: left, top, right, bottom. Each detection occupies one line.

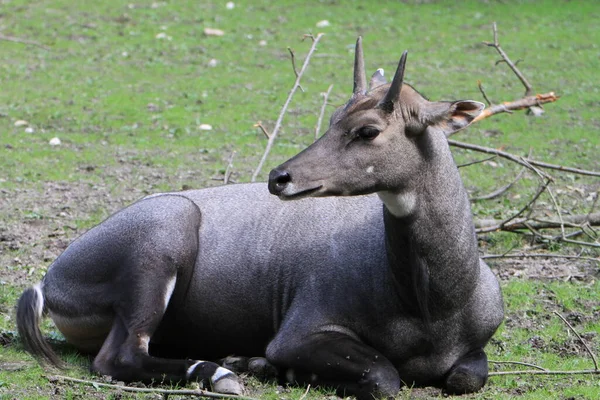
left=1, top=0, right=598, bottom=399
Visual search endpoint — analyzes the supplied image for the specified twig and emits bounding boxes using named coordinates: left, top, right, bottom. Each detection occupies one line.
left=482, top=22, right=533, bottom=96
left=489, top=369, right=600, bottom=377
left=477, top=80, right=493, bottom=107
left=488, top=360, right=547, bottom=371
left=482, top=253, right=599, bottom=263
left=315, top=84, right=334, bottom=141
left=254, top=121, right=271, bottom=139
left=476, top=177, right=551, bottom=234
left=470, top=168, right=525, bottom=202
left=251, top=33, right=325, bottom=182
left=475, top=213, right=600, bottom=231
left=472, top=92, right=559, bottom=122
left=554, top=311, right=599, bottom=370
left=47, top=375, right=258, bottom=400
left=223, top=151, right=236, bottom=185
left=288, top=47, right=304, bottom=92
left=457, top=155, right=496, bottom=169
left=298, top=384, right=311, bottom=400
left=448, top=139, right=600, bottom=177
left=0, top=33, right=50, bottom=50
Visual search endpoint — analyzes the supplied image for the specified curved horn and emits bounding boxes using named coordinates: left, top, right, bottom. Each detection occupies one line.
left=377, top=50, right=408, bottom=110
left=353, top=37, right=367, bottom=95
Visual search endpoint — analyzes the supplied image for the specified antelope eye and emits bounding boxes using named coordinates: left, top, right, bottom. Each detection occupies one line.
left=356, top=126, right=380, bottom=140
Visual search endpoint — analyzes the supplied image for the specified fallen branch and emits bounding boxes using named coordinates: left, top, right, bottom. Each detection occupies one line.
left=473, top=92, right=559, bottom=123
left=554, top=311, right=599, bottom=370
left=476, top=177, right=552, bottom=234
left=449, top=139, right=600, bottom=178
left=488, top=360, right=547, bottom=371
left=47, top=375, right=258, bottom=400
left=489, top=369, right=600, bottom=377
left=471, top=168, right=525, bottom=202
left=488, top=310, right=599, bottom=377
left=482, top=253, right=600, bottom=264
left=475, top=212, right=600, bottom=231
left=251, top=33, right=324, bottom=182
left=0, top=33, right=50, bottom=50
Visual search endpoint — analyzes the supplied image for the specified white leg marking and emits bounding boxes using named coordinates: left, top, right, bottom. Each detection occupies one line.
left=211, top=366, right=233, bottom=383
left=163, top=276, right=176, bottom=313
left=186, top=360, right=203, bottom=379
left=33, top=283, right=44, bottom=317
left=378, top=190, right=417, bottom=218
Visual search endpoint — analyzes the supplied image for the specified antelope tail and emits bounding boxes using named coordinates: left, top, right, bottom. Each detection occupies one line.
left=16, top=284, right=63, bottom=368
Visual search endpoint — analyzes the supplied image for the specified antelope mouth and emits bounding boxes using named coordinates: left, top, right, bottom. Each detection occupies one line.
left=278, top=185, right=324, bottom=200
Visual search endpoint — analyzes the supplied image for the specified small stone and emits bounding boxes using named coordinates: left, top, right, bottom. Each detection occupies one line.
left=208, top=59, right=218, bottom=67
left=259, top=40, right=267, bottom=46
left=226, top=1, right=235, bottom=9
left=24, top=127, right=34, bottom=134
left=199, top=124, right=212, bottom=131
left=14, top=120, right=28, bottom=127
left=49, top=137, right=61, bottom=146
left=204, top=28, right=225, bottom=37
left=316, top=20, right=330, bottom=28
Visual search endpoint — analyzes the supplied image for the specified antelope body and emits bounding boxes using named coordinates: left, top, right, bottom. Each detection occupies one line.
left=17, top=39, right=503, bottom=399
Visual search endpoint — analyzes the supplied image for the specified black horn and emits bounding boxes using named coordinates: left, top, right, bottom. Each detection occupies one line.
left=353, top=37, right=367, bottom=95
left=377, top=50, right=408, bottom=111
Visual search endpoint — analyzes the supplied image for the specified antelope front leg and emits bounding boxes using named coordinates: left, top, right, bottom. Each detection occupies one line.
left=444, top=348, right=489, bottom=395
left=266, top=330, right=400, bottom=400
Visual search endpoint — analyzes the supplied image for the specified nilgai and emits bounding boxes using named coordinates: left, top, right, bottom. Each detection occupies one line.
left=17, top=38, right=503, bottom=399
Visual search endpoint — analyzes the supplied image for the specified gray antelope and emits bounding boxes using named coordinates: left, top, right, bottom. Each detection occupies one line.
left=17, top=38, right=504, bottom=399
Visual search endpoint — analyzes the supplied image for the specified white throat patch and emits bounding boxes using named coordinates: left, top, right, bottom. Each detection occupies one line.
left=377, top=191, right=417, bottom=218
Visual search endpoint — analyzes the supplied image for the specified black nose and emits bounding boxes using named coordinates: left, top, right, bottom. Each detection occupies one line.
left=268, top=168, right=292, bottom=195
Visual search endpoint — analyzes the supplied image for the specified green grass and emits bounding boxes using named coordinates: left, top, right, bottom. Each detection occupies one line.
left=1, top=0, right=599, bottom=399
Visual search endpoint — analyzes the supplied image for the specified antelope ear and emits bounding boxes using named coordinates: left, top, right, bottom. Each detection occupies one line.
left=369, top=68, right=387, bottom=91
left=426, top=100, right=485, bottom=137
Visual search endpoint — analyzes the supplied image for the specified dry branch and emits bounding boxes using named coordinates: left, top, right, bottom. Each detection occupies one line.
left=448, top=139, right=600, bottom=178
left=251, top=33, right=324, bottom=182
left=554, top=311, right=599, bottom=370
left=475, top=212, right=600, bottom=232
left=315, top=84, right=334, bottom=141
left=488, top=310, right=599, bottom=378
left=473, top=92, right=559, bottom=123
left=47, top=375, right=258, bottom=400
left=482, top=253, right=600, bottom=264
left=483, top=22, right=533, bottom=97
left=475, top=23, right=559, bottom=121
left=470, top=168, right=526, bottom=202
left=489, top=369, right=600, bottom=377
left=223, top=151, right=236, bottom=185
left=0, top=33, right=50, bottom=50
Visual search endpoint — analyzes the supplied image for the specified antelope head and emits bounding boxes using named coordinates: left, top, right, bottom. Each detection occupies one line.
left=268, top=37, right=484, bottom=203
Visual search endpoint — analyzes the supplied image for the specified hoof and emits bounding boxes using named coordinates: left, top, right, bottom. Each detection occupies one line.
left=219, top=355, right=250, bottom=373
left=212, top=373, right=244, bottom=395
left=248, top=357, right=278, bottom=381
